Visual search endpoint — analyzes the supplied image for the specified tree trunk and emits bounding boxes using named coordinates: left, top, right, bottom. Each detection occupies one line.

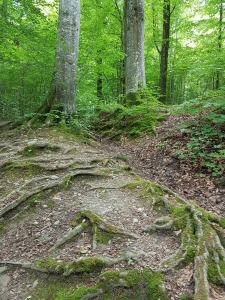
left=159, top=0, right=171, bottom=103
left=97, top=56, right=103, bottom=101
left=215, top=2, right=223, bottom=90
left=114, top=0, right=125, bottom=100
left=124, top=0, right=146, bottom=95
left=12, top=0, right=81, bottom=127
left=52, top=0, right=80, bottom=115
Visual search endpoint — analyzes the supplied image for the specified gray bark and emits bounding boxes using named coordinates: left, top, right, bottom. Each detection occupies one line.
left=54, top=0, right=80, bottom=115
left=124, top=0, right=146, bottom=95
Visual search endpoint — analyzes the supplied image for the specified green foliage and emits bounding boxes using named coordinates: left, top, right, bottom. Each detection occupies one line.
left=172, top=92, right=225, bottom=176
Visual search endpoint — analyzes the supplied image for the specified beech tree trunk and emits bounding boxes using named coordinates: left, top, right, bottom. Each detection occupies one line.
left=33, top=0, right=80, bottom=122
left=52, top=0, right=80, bottom=115
left=124, top=0, right=146, bottom=95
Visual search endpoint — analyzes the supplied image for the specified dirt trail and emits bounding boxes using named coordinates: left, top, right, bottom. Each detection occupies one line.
left=0, top=126, right=224, bottom=300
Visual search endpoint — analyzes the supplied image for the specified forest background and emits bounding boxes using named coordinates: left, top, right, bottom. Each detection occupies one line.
left=0, top=0, right=225, bottom=177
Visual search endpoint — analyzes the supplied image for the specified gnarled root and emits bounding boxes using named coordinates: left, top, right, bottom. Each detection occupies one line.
left=49, top=210, right=140, bottom=253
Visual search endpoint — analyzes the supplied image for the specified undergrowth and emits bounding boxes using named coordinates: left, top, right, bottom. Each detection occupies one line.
left=168, top=90, right=225, bottom=177
left=93, top=89, right=167, bottom=139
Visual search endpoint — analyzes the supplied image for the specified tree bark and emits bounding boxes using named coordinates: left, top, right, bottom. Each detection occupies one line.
left=11, top=0, right=81, bottom=128
left=124, top=0, right=146, bottom=95
left=159, top=0, right=171, bottom=103
left=215, top=2, right=223, bottom=90
left=53, top=0, right=80, bottom=115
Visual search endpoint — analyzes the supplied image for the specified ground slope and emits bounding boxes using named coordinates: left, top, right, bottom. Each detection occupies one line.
left=0, top=126, right=224, bottom=300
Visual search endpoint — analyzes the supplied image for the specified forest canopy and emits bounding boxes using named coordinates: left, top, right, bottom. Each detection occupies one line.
left=0, top=0, right=224, bottom=121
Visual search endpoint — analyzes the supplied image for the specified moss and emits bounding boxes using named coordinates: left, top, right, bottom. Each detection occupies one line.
left=17, top=144, right=60, bottom=157
left=94, top=227, right=113, bottom=244
left=208, top=261, right=221, bottom=284
left=99, top=270, right=169, bottom=300
left=18, top=145, right=37, bottom=156
left=206, top=211, right=219, bottom=223
left=83, top=210, right=102, bottom=224
left=35, top=257, right=64, bottom=272
left=31, top=282, right=68, bottom=300
left=219, top=217, right=225, bottom=228
left=60, top=174, right=72, bottom=189
left=151, top=183, right=165, bottom=195
left=124, top=270, right=141, bottom=286
left=183, top=246, right=196, bottom=264
left=172, top=206, right=189, bottom=218
left=143, top=270, right=169, bottom=300
left=93, top=97, right=166, bottom=140
left=5, top=162, right=44, bottom=179
left=99, top=270, right=120, bottom=283
left=125, top=180, right=149, bottom=190
left=35, top=256, right=106, bottom=274
left=70, top=257, right=106, bottom=273
left=65, top=285, right=99, bottom=300
left=71, top=212, right=83, bottom=227
left=179, top=294, right=189, bottom=300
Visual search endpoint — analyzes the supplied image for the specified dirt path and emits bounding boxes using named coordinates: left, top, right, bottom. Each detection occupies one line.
left=0, top=126, right=225, bottom=300
left=100, top=115, right=225, bottom=218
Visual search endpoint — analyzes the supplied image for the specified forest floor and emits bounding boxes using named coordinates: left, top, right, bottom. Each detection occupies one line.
left=100, top=114, right=225, bottom=218
left=0, top=116, right=225, bottom=300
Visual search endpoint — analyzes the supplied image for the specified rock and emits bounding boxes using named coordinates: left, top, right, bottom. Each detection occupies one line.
left=0, top=274, right=10, bottom=288
left=51, top=175, right=59, bottom=180
left=32, top=279, right=39, bottom=289
left=54, top=220, right=60, bottom=225
left=133, top=218, right=139, bottom=223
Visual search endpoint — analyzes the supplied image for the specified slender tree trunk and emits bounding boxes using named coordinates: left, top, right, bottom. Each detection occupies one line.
left=97, top=55, right=103, bottom=101
left=124, top=0, right=146, bottom=95
left=215, top=2, right=223, bottom=90
left=159, top=0, right=171, bottom=103
left=114, top=0, right=125, bottom=100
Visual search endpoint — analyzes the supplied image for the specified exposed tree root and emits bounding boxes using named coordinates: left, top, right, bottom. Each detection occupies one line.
left=49, top=210, right=140, bottom=253
left=0, top=171, right=108, bottom=217
left=80, top=289, right=103, bottom=300
left=49, top=223, right=87, bottom=253
left=137, top=180, right=225, bottom=300
left=0, top=251, right=145, bottom=276
left=0, top=181, right=60, bottom=217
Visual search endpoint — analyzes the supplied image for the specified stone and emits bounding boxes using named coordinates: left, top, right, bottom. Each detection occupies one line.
left=0, top=274, right=10, bottom=287
left=32, top=279, right=39, bottom=289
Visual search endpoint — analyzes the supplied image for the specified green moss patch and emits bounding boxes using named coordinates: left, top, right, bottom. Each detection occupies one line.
left=17, top=144, right=60, bottom=157
left=93, top=91, right=166, bottom=140
left=4, top=161, right=45, bottom=179
left=35, top=256, right=106, bottom=274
